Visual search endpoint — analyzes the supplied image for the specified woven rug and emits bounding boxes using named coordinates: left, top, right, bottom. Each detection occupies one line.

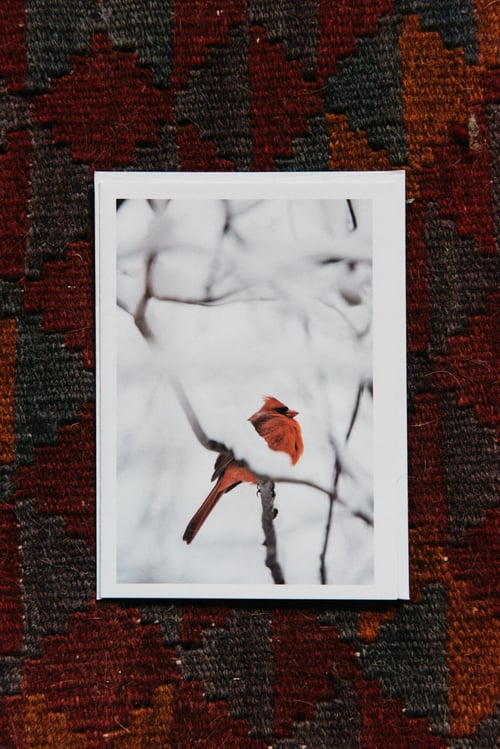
left=1, top=2, right=499, bottom=747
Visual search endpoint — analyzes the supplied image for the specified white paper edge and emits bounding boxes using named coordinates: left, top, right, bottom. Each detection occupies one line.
left=94, top=170, right=408, bottom=601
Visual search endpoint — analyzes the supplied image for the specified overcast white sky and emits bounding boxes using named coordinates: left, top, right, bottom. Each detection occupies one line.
left=115, top=197, right=374, bottom=586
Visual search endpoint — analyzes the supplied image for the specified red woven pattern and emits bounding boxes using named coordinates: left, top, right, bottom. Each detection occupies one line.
left=0, top=1, right=498, bottom=746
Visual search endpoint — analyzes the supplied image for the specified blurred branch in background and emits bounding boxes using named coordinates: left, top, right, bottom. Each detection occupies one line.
left=170, top=375, right=372, bottom=582
left=116, top=197, right=374, bottom=584
left=320, top=379, right=372, bottom=584
left=117, top=198, right=373, bottom=345
left=170, top=374, right=285, bottom=582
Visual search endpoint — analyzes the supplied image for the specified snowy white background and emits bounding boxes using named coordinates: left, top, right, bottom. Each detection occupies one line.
left=115, top=197, right=374, bottom=586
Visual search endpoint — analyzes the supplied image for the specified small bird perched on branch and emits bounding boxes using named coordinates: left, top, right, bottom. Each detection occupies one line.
left=183, top=396, right=303, bottom=543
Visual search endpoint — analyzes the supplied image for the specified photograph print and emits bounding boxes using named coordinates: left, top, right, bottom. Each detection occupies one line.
left=96, top=172, right=407, bottom=600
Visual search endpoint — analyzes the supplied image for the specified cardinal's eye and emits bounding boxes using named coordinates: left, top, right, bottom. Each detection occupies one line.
left=275, top=406, right=288, bottom=415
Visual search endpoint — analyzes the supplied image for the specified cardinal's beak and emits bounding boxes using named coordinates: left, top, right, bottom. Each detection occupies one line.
left=287, top=409, right=298, bottom=418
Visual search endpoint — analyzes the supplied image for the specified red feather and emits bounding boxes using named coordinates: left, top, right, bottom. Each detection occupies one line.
left=183, top=396, right=303, bottom=543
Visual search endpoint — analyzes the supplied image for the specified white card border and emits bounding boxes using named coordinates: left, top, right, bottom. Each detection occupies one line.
left=95, top=171, right=408, bottom=601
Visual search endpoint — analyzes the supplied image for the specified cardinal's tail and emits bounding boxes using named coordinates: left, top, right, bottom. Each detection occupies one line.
left=183, top=483, right=226, bottom=544
left=183, top=461, right=254, bottom=543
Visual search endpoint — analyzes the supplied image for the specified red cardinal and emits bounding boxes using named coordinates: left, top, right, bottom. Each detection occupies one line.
left=183, top=396, right=303, bottom=543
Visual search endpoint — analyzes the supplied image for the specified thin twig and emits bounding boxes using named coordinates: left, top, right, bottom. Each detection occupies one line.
left=320, top=381, right=368, bottom=584
left=346, top=198, right=357, bottom=231
left=132, top=251, right=256, bottom=339
left=130, top=256, right=276, bottom=336
left=170, top=376, right=373, bottom=525
left=259, top=479, right=285, bottom=584
left=318, top=299, right=369, bottom=337
left=345, top=381, right=364, bottom=441
left=134, top=252, right=155, bottom=339
left=319, top=461, right=342, bottom=585
left=171, top=376, right=372, bottom=578
left=172, top=377, right=286, bottom=578
left=153, top=288, right=256, bottom=307
left=169, top=375, right=228, bottom=454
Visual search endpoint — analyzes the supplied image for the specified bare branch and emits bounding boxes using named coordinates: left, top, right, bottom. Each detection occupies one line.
left=320, top=381, right=371, bottom=583
left=153, top=288, right=257, bottom=307
left=346, top=198, right=357, bottom=231
left=313, top=247, right=372, bottom=264
left=173, top=377, right=372, bottom=573
left=147, top=198, right=170, bottom=214
left=125, top=250, right=278, bottom=340
left=345, top=381, right=364, bottom=441
left=134, top=252, right=155, bottom=339
left=170, top=378, right=373, bottom=526
left=169, top=375, right=228, bottom=454
left=318, top=299, right=369, bottom=337
left=259, top=479, right=285, bottom=584
left=131, top=251, right=256, bottom=339
left=262, top=474, right=337, bottom=498
left=271, top=475, right=372, bottom=526
left=320, top=460, right=341, bottom=584
left=117, top=297, right=130, bottom=314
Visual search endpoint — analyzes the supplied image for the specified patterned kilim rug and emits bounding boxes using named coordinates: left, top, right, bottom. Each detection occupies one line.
left=1, top=2, right=499, bottom=747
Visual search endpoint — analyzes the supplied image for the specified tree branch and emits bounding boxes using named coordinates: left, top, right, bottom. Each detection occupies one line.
left=170, top=376, right=373, bottom=527
left=346, top=198, right=357, bottom=231
left=171, top=377, right=287, bottom=579
left=318, top=299, right=369, bottom=337
left=153, top=288, right=258, bottom=307
left=171, top=377, right=372, bottom=579
left=134, top=252, right=155, bottom=340
left=320, top=380, right=370, bottom=584
left=128, top=250, right=278, bottom=341
left=320, top=459, right=342, bottom=585
left=259, top=479, right=285, bottom=584
left=345, top=380, right=364, bottom=441
left=169, top=375, right=228, bottom=454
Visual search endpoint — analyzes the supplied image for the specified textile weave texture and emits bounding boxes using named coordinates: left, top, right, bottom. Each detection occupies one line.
left=1, top=2, right=499, bottom=747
